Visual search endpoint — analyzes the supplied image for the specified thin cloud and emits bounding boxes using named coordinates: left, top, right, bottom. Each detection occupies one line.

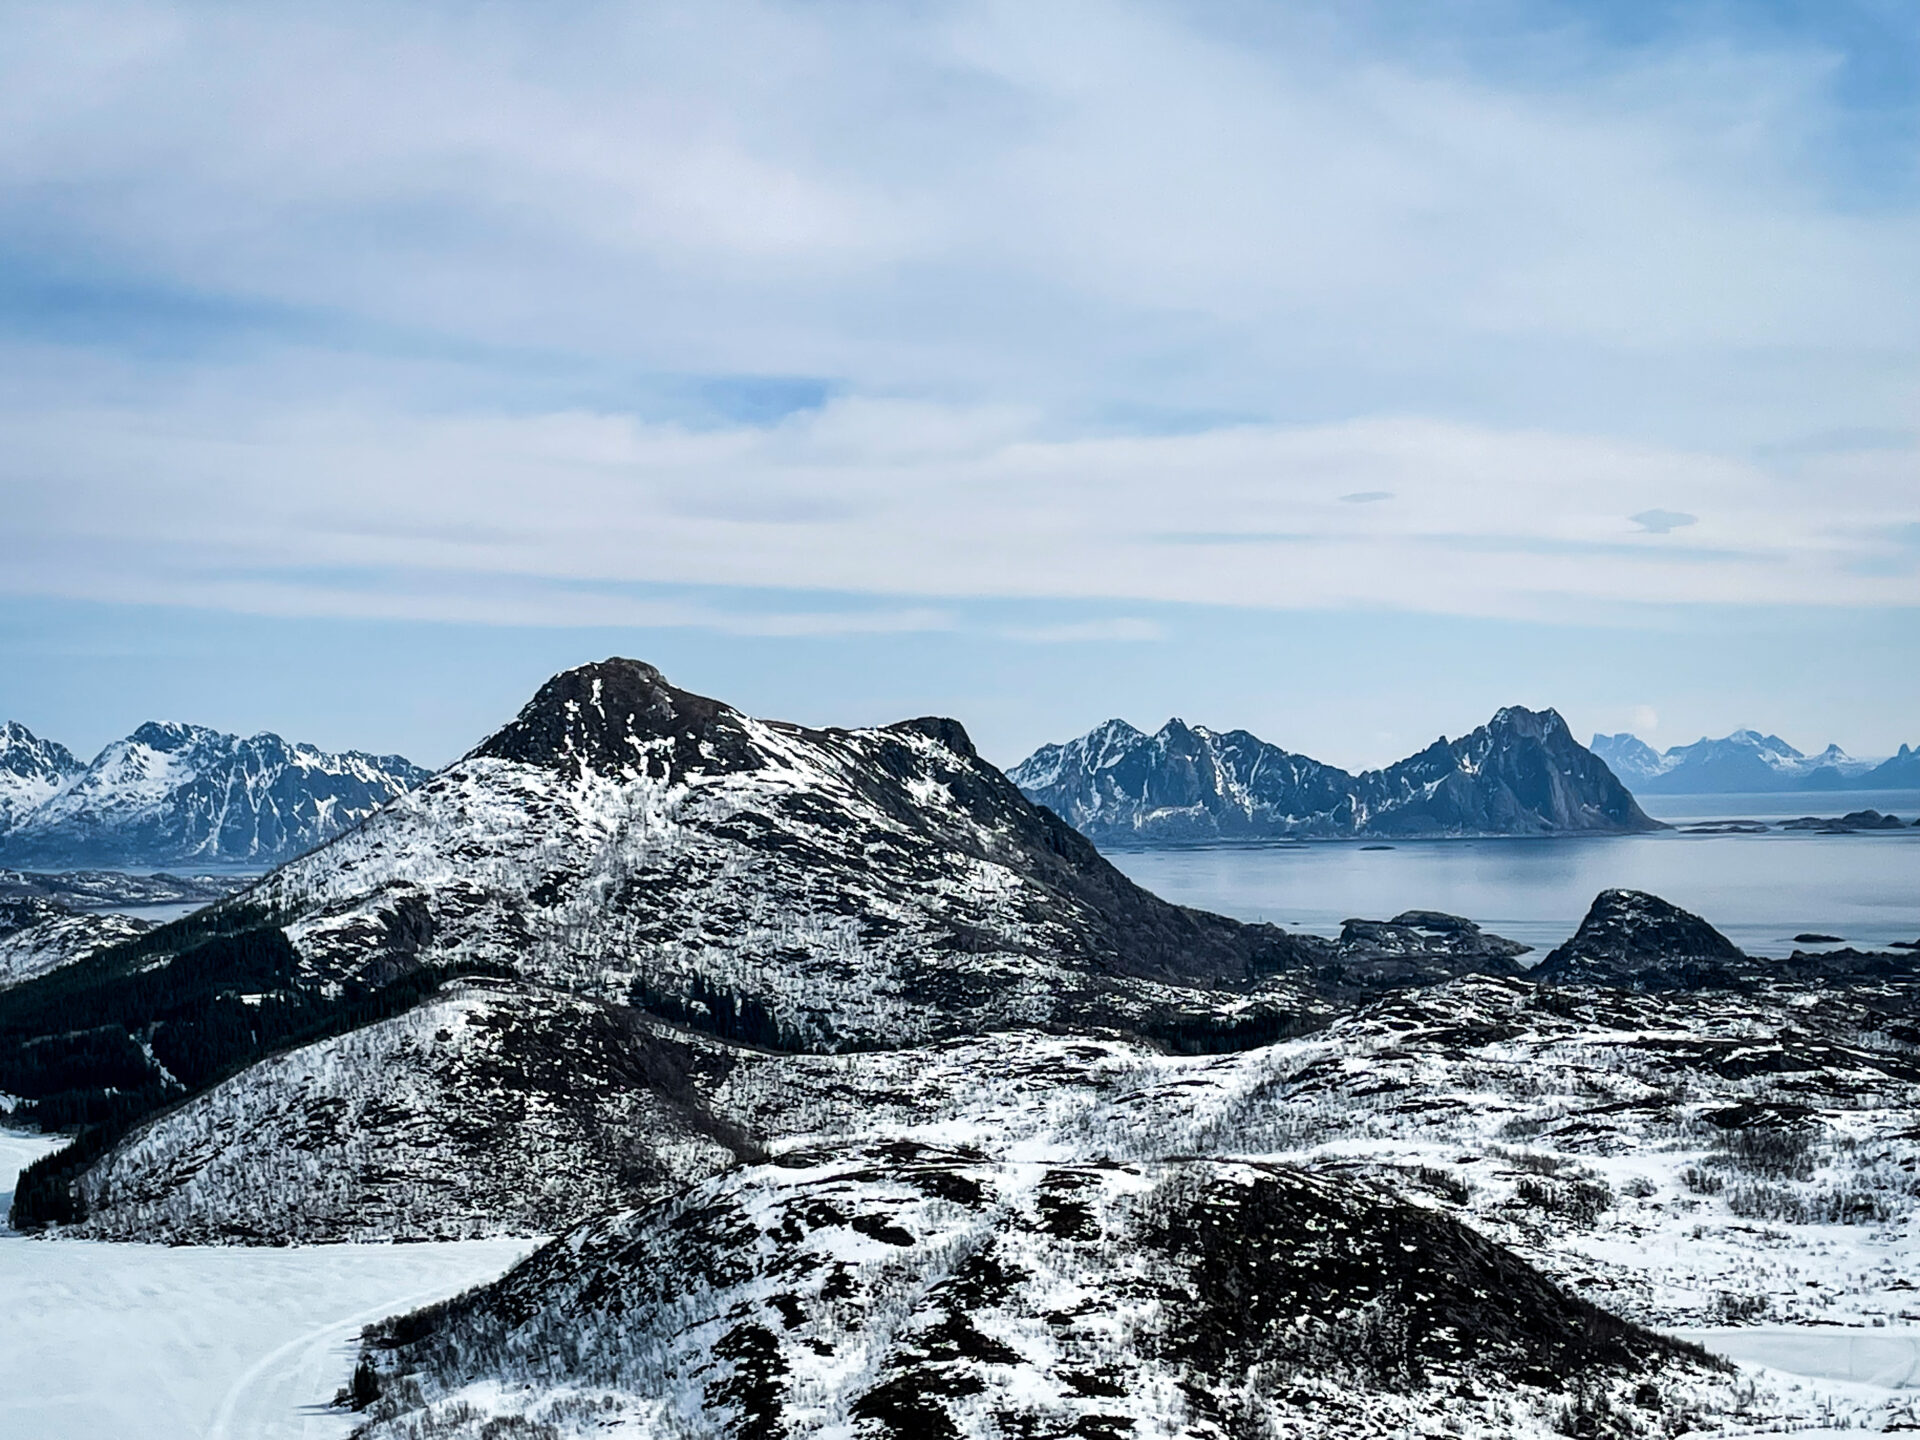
left=1630, top=509, right=1699, bottom=534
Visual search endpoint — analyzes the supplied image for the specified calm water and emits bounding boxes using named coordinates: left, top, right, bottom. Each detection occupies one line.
left=1108, top=809, right=1920, bottom=959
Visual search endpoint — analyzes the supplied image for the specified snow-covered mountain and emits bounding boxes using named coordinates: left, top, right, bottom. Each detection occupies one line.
left=1590, top=728, right=1891, bottom=794
left=0, top=722, right=84, bottom=831
left=1011, top=706, right=1656, bottom=843
left=12, top=660, right=1920, bottom=1434
left=2, top=658, right=1355, bottom=1229
left=0, top=720, right=429, bottom=867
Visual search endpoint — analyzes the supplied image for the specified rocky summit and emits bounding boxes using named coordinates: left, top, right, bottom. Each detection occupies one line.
left=1532, top=889, right=1747, bottom=989
left=1011, top=705, right=1658, bottom=843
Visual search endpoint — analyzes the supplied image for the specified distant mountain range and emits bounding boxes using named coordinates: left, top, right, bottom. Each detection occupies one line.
left=0, top=719, right=428, bottom=867
left=1009, top=705, right=1657, bottom=843
left=1590, top=729, right=1920, bottom=794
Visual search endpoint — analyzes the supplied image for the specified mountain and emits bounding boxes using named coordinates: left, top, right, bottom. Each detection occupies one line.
left=1589, top=728, right=1892, bottom=794
left=3, top=657, right=1362, bottom=1232
left=13, top=660, right=1920, bottom=1432
left=1010, top=705, right=1657, bottom=843
left=0, top=721, right=430, bottom=867
left=0, top=722, right=84, bottom=831
left=1862, top=742, right=1920, bottom=789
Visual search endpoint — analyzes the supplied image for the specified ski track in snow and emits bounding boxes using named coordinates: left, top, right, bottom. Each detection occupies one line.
left=1, top=1129, right=534, bottom=1440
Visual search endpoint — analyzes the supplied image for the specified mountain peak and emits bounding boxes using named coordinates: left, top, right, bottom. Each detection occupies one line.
left=470, top=658, right=761, bottom=781
left=0, top=721, right=81, bottom=781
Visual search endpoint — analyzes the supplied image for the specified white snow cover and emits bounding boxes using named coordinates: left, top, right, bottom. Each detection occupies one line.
left=340, top=971, right=1920, bottom=1436
left=72, top=981, right=742, bottom=1242
left=246, top=709, right=1278, bottom=1048
left=1, top=1123, right=532, bottom=1440
left=0, top=904, right=149, bottom=989
left=0, top=722, right=83, bottom=831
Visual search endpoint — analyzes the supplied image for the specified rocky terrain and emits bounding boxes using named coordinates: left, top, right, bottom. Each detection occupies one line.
left=1012, top=706, right=1656, bottom=843
left=0, top=897, right=150, bottom=991
left=0, top=719, right=428, bottom=868
left=338, top=952, right=1920, bottom=1437
left=4, top=660, right=1918, bottom=1436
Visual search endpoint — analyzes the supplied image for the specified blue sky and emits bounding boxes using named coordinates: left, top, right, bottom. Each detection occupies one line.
left=0, top=0, right=1915, bottom=770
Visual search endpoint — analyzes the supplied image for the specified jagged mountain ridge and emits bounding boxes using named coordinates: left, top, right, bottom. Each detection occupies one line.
left=1011, top=705, right=1657, bottom=843
left=1590, top=728, right=1902, bottom=794
left=0, top=721, right=83, bottom=830
left=0, top=718, right=429, bottom=867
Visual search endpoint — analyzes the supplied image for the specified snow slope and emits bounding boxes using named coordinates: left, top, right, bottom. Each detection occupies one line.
left=0, top=897, right=150, bottom=989
left=241, top=659, right=1325, bottom=1049
left=72, top=980, right=745, bottom=1242
left=0, top=723, right=83, bottom=831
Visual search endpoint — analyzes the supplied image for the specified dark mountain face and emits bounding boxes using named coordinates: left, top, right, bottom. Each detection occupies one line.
left=1864, top=743, right=1920, bottom=790
left=0, top=720, right=429, bottom=868
left=469, top=658, right=762, bottom=781
left=1012, top=705, right=1658, bottom=843
left=1532, top=889, right=1747, bottom=989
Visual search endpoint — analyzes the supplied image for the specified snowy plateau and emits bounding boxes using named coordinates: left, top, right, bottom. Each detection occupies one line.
left=3, top=659, right=1919, bottom=1439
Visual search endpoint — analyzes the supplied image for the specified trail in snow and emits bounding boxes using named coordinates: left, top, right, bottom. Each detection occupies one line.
left=0, top=1129, right=534, bottom=1440
left=1674, top=1326, right=1920, bottom=1391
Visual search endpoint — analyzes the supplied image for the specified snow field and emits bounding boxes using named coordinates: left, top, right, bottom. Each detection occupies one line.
left=4, top=1127, right=535, bottom=1440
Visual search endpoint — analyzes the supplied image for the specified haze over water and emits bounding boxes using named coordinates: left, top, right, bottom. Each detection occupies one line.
left=1109, top=792, right=1920, bottom=958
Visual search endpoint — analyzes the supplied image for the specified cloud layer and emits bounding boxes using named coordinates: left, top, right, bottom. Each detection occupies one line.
left=0, top=0, right=1916, bottom=631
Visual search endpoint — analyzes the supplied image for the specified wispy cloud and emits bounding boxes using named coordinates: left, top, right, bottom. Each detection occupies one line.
left=0, top=0, right=1915, bottom=634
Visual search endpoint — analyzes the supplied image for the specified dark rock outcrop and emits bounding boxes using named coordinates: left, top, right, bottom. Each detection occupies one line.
left=1533, top=889, right=1747, bottom=990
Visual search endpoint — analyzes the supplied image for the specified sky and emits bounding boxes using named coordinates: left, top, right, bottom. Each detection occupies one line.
left=0, top=0, right=1915, bottom=771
